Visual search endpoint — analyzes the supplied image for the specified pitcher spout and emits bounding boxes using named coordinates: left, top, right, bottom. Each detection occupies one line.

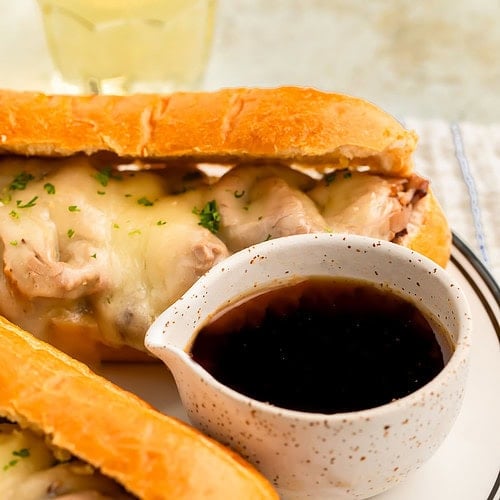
left=148, top=338, right=184, bottom=366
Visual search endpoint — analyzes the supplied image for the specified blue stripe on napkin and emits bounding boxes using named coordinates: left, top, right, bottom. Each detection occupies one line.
left=450, top=123, right=490, bottom=266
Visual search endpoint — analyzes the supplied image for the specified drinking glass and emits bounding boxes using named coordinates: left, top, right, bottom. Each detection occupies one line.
left=36, top=0, right=217, bottom=94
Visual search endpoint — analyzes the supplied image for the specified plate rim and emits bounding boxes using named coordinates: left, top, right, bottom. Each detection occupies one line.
left=451, top=233, right=500, bottom=314
left=451, top=232, right=500, bottom=342
left=451, top=232, right=500, bottom=500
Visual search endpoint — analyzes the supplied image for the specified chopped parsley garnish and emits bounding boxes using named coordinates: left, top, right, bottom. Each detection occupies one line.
left=343, top=171, right=352, bottom=179
left=91, top=253, right=97, bottom=259
left=9, top=172, right=34, bottom=191
left=3, top=448, right=30, bottom=471
left=67, top=229, right=75, bottom=238
left=97, top=190, right=106, bottom=195
left=324, top=172, right=336, bottom=186
left=137, top=196, right=154, bottom=207
left=16, top=196, right=38, bottom=208
left=94, top=167, right=122, bottom=187
left=94, top=168, right=111, bottom=186
left=157, top=220, right=166, bottom=226
left=234, top=190, right=245, bottom=198
left=128, top=229, right=141, bottom=236
left=68, top=205, right=80, bottom=212
left=44, top=183, right=56, bottom=194
left=192, top=200, right=221, bottom=234
left=13, top=449, right=30, bottom=458
left=3, top=460, right=17, bottom=471
left=9, top=240, right=17, bottom=246
left=9, top=210, right=19, bottom=219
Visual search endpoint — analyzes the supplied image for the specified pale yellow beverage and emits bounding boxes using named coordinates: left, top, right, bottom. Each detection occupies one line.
left=37, top=0, right=217, bottom=94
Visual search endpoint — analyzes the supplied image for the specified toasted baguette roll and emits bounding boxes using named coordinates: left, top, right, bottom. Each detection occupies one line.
left=0, top=315, right=278, bottom=499
left=0, top=87, right=450, bottom=361
left=0, top=87, right=417, bottom=176
left=396, top=187, right=451, bottom=268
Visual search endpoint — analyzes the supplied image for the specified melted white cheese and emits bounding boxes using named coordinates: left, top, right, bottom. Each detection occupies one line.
left=0, top=157, right=229, bottom=351
left=308, top=172, right=407, bottom=240
left=0, top=424, right=133, bottom=499
left=0, top=159, right=413, bottom=354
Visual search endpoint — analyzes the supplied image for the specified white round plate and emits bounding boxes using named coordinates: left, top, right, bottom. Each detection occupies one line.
left=97, top=234, right=500, bottom=500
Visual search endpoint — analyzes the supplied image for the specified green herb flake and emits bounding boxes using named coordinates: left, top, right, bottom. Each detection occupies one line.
left=13, top=448, right=30, bottom=458
left=113, top=223, right=120, bottom=229
left=97, top=190, right=106, bottom=196
left=192, top=200, right=221, bottom=234
left=9, top=210, right=19, bottom=219
left=156, top=220, right=167, bottom=226
left=91, top=253, right=97, bottom=259
left=16, top=196, right=38, bottom=209
left=9, top=172, right=34, bottom=191
left=124, top=193, right=132, bottom=198
left=3, top=448, right=30, bottom=471
left=3, top=459, right=18, bottom=471
left=68, top=205, right=80, bottom=212
left=67, top=229, right=75, bottom=239
left=137, top=197, right=154, bottom=207
left=234, top=190, right=245, bottom=198
left=44, top=183, right=56, bottom=194
left=324, top=172, right=336, bottom=186
left=128, top=229, right=142, bottom=236
left=94, top=167, right=122, bottom=187
left=343, top=171, right=352, bottom=179
left=9, top=240, right=18, bottom=246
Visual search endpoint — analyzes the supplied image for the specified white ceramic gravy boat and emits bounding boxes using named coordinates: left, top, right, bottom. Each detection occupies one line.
left=145, top=233, right=472, bottom=499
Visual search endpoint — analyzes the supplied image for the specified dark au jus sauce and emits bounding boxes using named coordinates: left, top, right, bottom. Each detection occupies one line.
left=190, top=277, right=453, bottom=414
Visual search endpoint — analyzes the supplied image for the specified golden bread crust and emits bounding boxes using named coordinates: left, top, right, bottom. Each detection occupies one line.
left=0, top=87, right=417, bottom=176
left=399, top=188, right=452, bottom=268
left=0, top=86, right=450, bottom=361
left=0, top=315, right=278, bottom=499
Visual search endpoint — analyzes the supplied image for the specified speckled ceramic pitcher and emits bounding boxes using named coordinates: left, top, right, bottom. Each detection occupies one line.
left=146, top=233, right=472, bottom=500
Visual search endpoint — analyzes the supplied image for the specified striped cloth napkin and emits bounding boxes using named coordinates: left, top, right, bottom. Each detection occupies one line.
left=404, top=118, right=500, bottom=283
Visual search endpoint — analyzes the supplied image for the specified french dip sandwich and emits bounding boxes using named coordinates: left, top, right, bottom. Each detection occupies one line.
left=0, top=87, right=451, bottom=361
left=0, top=314, right=278, bottom=499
